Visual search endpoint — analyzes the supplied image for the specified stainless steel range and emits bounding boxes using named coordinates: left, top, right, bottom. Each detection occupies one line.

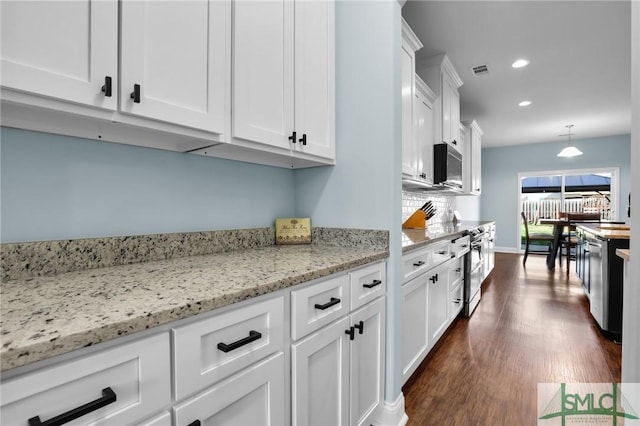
left=464, top=227, right=484, bottom=316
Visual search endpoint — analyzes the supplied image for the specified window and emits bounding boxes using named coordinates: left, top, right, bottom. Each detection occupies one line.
left=518, top=167, right=619, bottom=251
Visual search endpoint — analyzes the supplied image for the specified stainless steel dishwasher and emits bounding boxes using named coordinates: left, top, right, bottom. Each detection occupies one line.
left=587, top=234, right=607, bottom=330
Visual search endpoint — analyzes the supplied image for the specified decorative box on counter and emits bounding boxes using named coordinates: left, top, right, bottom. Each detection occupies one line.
left=275, top=218, right=311, bottom=244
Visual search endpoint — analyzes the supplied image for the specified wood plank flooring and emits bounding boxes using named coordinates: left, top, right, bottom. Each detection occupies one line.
left=402, top=252, right=622, bottom=425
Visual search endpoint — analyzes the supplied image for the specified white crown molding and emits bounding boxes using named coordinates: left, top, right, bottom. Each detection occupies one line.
left=415, top=74, right=437, bottom=104
left=418, top=54, right=464, bottom=88
left=401, top=18, right=423, bottom=53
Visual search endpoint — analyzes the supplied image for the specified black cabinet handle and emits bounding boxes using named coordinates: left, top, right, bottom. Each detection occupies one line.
left=101, top=76, right=112, bottom=97
left=130, top=84, right=141, bottom=103
left=314, top=297, right=340, bottom=310
left=429, top=275, right=436, bottom=283
left=455, top=268, right=462, bottom=273
left=354, top=320, right=364, bottom=334
left=289, top=131, right=297, bottom=144
left=413, top=260, right=425, bottom=267
left=363, top=279, right=382, bottom=289
left=461, top=244, right=468, bottom=248
left=299, top=134, right=307, bottom=146
left=452, top=139, right=457, bottom=145
left=453, top=298, right=461, bottom=304
left=345, top=326, right=355, bottom=341
left=28, top=387, right=117, bottom=426
left=438, top=251, right=446, bottom=255
left=450, top=253, right=456, bottom=258
left=217, top=330, right=262, bottom=353
left=188, top=421, right=201, bottom=426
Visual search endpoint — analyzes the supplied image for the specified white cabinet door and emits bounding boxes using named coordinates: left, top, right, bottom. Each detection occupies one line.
left=349, top=298, right=385, bottom=426
left=401, top=42, right=417, bottom=178
left=1, top=0, right=118, bottom=110
left=402, top=274, right=429, bottom=383
left=120, top=0, right=228, bottom=133
left=415, top=81, right=435, bottom=183
left=428, top=262, right=450, bottom=346
left=450, top=82, right=461, bottom=150
left=292, top=317, right=350, bottom=426
left=293, top=0, right=335, bottom=159
left=441, top=73, right=453, bottom=146
left=174, top=352, right=285, bottom=426
left=232, top=0, right=293, bottom=149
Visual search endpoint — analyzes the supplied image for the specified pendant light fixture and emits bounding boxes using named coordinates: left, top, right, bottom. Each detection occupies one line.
left=557, top=124, right=583, bottom=157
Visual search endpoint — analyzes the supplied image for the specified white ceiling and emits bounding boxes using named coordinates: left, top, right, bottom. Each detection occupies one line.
left=402, top=0, right=632, bottom=148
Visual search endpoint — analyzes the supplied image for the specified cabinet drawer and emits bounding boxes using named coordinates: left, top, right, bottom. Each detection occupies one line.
left=174, top=352, right=285, bottom=426
left=402, top=247, right=431, bottom=282
left=1, top=333, right=171, bottom=426
left=350, top=261, right=386, bottom=310
left=431, top=240, right=453, bottom=266
left=291, top=274, right=350, bottom=340
left=451, top=235, right=470, bottom=258
left=173, top=296, right=284, bottom=401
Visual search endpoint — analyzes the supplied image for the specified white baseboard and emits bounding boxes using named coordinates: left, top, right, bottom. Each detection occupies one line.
left=495, top=246, right=520, bottom=254
left=374, top=393, right=408, bottom=426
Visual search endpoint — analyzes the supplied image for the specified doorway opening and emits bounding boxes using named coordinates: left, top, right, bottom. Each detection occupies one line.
left=518, top=168, right=619, bottom=252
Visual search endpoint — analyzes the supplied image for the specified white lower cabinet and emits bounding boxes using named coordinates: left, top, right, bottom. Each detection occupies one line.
left=0, top=333, right=171, bottom=426
left=292, top=262, right=386, bottom=426
left=427, top=262, right=450, bottom=344
left=402, top=237, right=468, bottom=385
left=174, top=352, right=285, bottom=426
left=401, top=272, right=429, bottom=383
left=0, top=260, right=386, bottom=426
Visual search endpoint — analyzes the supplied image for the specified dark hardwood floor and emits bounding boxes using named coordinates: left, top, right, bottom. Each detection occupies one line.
left=402, top=252, right=622, bottom=425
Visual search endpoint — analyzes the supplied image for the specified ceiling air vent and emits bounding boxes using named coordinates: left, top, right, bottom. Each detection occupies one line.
left=471, top=64, right=489, bottom=76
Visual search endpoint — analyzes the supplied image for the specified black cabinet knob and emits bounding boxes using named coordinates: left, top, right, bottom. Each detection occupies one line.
left=299, top=134, right=307, bottom=146
left=101, top=76, right=112, bottom=97
left=130, top=84, right=141, bottom=103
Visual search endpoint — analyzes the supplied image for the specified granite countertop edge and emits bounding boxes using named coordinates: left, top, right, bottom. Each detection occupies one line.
left=1, top=245, right=388, bottom=373
left=402, top=220, right=495, bottom=253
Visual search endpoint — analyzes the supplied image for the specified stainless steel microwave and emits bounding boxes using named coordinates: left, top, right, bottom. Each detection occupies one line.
left=433, top=143, right=462, bottom=189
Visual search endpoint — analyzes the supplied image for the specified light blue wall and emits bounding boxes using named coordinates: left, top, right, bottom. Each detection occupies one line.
left=294, top=0, right=403, bottom=404
left=0, top=127, right=296, bottom=242
left=481, top=134, right=631, bottom=250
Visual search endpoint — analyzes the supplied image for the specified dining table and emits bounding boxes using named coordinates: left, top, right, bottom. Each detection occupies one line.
left=538, top=218, right=570, bottom=270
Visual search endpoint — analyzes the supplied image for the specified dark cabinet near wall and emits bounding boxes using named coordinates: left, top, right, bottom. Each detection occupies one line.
left=575, top=226, right=629, bottom=341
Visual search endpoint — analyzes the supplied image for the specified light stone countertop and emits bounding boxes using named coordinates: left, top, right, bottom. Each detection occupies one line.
left=402, top=220, right=495, bottom=253
left=616, top=248, right=630, bottom=261
left=577, top=223, right=631, bottom=240
left=0, top=243, right=387, bottom=372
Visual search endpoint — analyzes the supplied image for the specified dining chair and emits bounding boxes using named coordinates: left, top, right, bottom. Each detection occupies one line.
left=521, top=212, right=554, bottom=266
left=560, top=212, right=601, bottom=275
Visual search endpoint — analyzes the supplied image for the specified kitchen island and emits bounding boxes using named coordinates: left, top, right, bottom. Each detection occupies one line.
left=575, top=223, right=629, bottom=340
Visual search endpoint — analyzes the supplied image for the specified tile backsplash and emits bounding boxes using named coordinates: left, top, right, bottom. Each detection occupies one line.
left=402, top=190, right=455, bottom=225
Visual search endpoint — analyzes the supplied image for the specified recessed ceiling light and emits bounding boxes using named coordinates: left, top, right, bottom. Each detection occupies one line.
left=512, top=59, right=530, bottom=68
left=519, top=101, right=532, bottom=107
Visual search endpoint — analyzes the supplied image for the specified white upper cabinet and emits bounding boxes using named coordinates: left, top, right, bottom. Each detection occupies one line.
left=232, top=0, right=335, bottom=160
left=0, top=0, right=118, bottom=110
left=419, top=54, right=464, bottom=155
left=401, top=19, right=423, bottom=178
left=415, top=76, right=436, bottom=184
left=120, top=0, right=228, bottom=134
left=462, top=120, right=483, bottom=195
